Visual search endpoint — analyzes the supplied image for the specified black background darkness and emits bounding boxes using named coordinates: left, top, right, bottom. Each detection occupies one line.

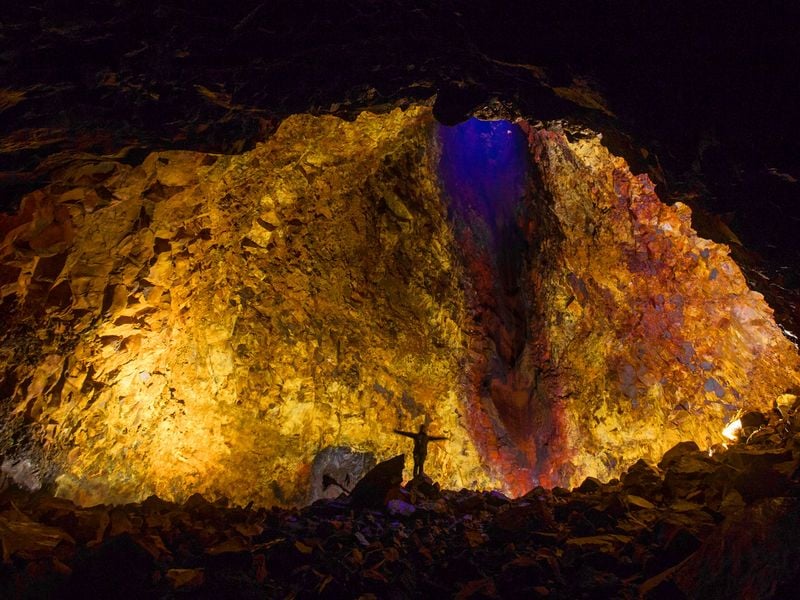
left=2, top=0, right=799, bottom=277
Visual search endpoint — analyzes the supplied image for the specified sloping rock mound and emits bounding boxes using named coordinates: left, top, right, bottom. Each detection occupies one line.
left=509, top=125, right=800, bottom=486
left=0, top=107, right=492, bottom=506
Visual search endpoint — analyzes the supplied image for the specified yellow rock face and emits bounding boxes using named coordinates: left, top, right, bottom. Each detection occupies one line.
left=0, top=107, right=798, bottom=505
left=0, top=108, right=493, bottom=506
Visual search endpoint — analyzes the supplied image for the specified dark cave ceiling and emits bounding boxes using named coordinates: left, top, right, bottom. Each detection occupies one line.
left=2, top=0, right=799, bottom=273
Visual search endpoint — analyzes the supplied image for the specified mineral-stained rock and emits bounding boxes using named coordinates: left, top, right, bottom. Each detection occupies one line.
left=517, top=124, right=800, bottom=488
left=0, top=412, right=799, bottom=599
left=0, top=107, right=493, bottom=506
left=1, top=105, right=799, bottom=505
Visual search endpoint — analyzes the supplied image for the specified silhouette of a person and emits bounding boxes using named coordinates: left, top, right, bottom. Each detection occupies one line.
left=393, top=424, right=447, bottom=478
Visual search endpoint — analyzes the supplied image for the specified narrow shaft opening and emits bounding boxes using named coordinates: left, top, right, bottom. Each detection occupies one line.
left=438, top=118, right=537, bottom=446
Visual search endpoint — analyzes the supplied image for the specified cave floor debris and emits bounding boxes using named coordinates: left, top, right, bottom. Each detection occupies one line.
left=3, top=403, right=800, bottom=599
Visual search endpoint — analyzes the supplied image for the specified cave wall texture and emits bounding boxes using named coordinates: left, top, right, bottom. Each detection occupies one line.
left=0, top=107, right=492, bottom=506
left=1, top=105, right=798, bottom=506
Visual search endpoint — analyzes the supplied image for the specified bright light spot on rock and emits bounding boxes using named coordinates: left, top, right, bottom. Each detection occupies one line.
left=780, top=325, right=799, bottom=347
left=722, top=418, right=743, bottom=441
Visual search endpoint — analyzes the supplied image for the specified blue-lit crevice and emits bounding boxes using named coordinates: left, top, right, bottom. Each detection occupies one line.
left=439, top=118, right=529, bottom=230
left=438, top=117, right=534, bottom=440
left=439, top=118, right=530, bottom=307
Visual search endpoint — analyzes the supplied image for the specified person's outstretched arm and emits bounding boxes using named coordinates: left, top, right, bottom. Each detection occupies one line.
left=428, top=435, right=448, bottom=441
left=394, top=429, right=416, bottom=438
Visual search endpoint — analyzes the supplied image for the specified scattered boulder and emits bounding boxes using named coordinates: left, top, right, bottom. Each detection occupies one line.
left=576, top=476, right=604, bottom=493
left=621, top=459, right=663, bottom=501
left=348, top=454, right=405, bottom=509
left=663, top=453, right=719, bottom=500
left=1, top=407, right=800, bottom=598
left=658, top=441, right=701, bottom=470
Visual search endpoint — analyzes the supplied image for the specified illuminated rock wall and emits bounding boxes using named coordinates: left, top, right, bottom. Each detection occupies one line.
left=1, top=106, right=798, bottom=505
left=0, top=107, right=493, bottom=506
left=512, top=125, right=800, bottom=487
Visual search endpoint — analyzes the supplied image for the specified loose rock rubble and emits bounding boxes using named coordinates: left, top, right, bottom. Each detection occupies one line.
left=2, top=399, right=800, bottom=599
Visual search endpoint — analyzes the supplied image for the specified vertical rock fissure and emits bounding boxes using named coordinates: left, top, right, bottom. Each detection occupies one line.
left=438, top=118, right=542, bottom=488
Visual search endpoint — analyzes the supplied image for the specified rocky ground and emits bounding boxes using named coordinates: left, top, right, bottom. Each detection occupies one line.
left=2, top=400, right=800, bottom=599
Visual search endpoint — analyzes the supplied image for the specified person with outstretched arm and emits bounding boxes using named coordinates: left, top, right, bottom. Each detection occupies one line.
left=393, top=423, right=447, bottom=478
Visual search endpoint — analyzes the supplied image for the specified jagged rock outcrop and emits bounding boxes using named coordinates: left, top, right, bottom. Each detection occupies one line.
left=4, top=402, right=800, bottom=599
left=1, top=106, right=798, bottom=505
left=0, top=107, right=493, bottom=506
left=509, top=125, right=800, bottom=487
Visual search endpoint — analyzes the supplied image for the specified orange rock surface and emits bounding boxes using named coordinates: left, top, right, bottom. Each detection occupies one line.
left=0, top=107, right=798, bottom=505
left=513, top=124, right=800, bottom=487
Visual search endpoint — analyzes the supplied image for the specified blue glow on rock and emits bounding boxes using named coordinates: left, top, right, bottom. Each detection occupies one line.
left=438, top=117, right=529, bottom=227
left=437, top=117, right=532, bottom=411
